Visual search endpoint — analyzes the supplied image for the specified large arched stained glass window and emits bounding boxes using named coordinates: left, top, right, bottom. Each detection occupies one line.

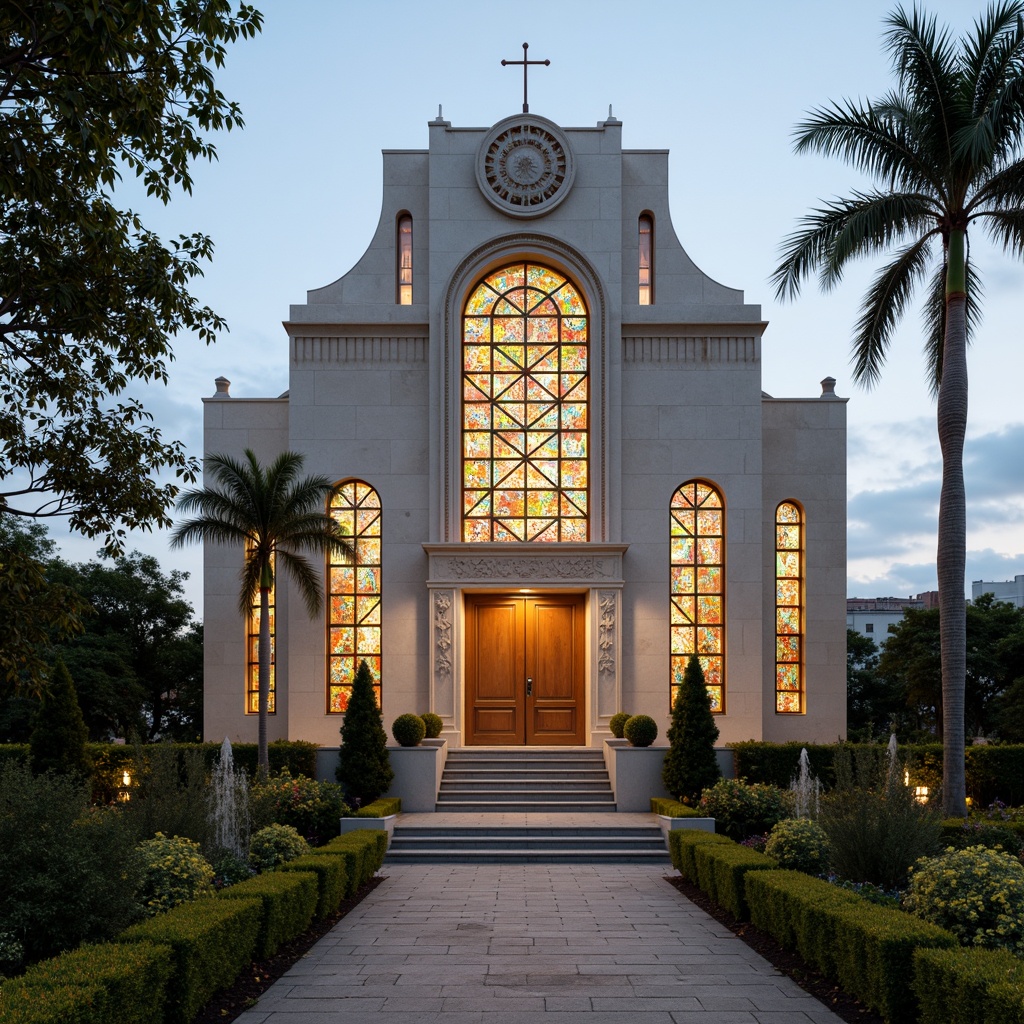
left=327, top=481, right=381, bottom=712
left=462, top=262, right=588, bottom=542
left=671, top=481, right=724, bottom=712
left=776, top=501, right=804, bottom=713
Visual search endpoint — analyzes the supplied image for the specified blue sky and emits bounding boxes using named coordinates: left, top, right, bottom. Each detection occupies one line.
left=44, top=0, right=1024, bottom=611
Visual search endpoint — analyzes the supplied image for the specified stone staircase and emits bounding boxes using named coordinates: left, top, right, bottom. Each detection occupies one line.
left=434, top=748, right=616, bottom=813
left=386, top=823, right=668, bottom=863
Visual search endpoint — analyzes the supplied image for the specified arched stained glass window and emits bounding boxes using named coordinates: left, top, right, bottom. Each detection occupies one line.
left=776, top=501, right=804, bottom=713
left=327, top=481, right=381, bottom=711
left=638, top=213, right=653, bottom=304
left=671, top=481, right=724, bottom=712
left=462, top=262, right=588, bottom=543
left=246, top=548, right=274, bottom=714
left=397, top=213, right=412, bottom=304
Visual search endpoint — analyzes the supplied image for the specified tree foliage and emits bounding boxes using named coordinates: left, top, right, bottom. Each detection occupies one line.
left=0, top=0, right=262, bottom=551
left=772, top=3, right=1024, bottom=814
left=171, top=450, right=353, bottom=773
left=336, top=659, right=393, bottom=806
left=662, top=654, right=721, bottom=803
left=28, top=658, right=90, bottom=778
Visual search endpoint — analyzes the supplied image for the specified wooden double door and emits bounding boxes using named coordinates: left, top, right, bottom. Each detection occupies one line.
left=465, top=593, right=586, bottom=745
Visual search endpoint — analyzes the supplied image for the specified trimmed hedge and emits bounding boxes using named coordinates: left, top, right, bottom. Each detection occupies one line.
left=120, top=896, right=261, bottom=1024
left=0, top=980, right=106, bottom=1024
left=729, top=741, right=1024, bottom=806
left=316, top=831, right=387, bottom=892
left=912, top=946, right=1024, bottom=1024
left=0, top=941, right=173, bottom=1024
left=218, top=871, right=318, bottom=958
left=278, top=855, right=347, bottom=919
left=692, top=843, right=778, bottom=919
left=354, top=797, right=401, bottom=817
left=650, top=797, right=700, bottom=817
left=667, top=828, right=732, bottom=878
left=743, top=868, right=955, bottom=1023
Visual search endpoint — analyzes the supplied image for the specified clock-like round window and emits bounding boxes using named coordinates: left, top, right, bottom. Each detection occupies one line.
left=476, top=115, right=575, bottom=218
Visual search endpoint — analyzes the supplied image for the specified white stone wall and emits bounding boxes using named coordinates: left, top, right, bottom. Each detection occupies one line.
left=761, top=392, right=848, bottom=742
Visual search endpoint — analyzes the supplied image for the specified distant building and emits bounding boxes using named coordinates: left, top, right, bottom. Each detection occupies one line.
left=972, top=575, right=1024, bottom=608
left=846, top=594, right=936, bottom=647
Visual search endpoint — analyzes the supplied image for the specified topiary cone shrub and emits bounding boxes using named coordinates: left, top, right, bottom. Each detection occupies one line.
left=609, top=711, right=631, bottom=739
left=29, top=658, right=91, bottom=779
left=662, top=654, right=721, bottom=803
left=420, top=712, right=443, bottom=739
left=392, top=714, right=426, bottom=747
left=623, top=714, right=658, bottom=747
left=336, top=659, right=393, bottom=807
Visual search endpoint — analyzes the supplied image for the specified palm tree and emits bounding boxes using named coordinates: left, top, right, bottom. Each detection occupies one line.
left=170, top=450, right=353, bottom=776
left=772, top=3, right=1024, bottom=816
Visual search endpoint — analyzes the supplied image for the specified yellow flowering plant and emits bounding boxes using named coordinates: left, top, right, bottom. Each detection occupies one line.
left=904, top=844, right=1024, bottom=954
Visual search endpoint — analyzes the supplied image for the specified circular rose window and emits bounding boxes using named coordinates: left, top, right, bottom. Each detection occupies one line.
left=476, top=115, right=575, bottom=218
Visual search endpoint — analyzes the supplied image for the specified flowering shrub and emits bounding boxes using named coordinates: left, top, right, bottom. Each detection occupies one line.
left=249, top=824, right=310, bottom=872
left=137, top=833, right=214, bottom=915
left=698, top=779, right=792, bottom=840
left=904, top=845, right=1024, bottom=954
left=765, top=818, right=830, bottom=875
left=251, top=768, right=349, bottom=846
left=740, top=833, right=769, bottom=854
left=825, top=875, right=902, bottom=909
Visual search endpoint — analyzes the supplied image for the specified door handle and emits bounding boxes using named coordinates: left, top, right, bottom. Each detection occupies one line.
left=526, top=677, right=533, bottom=697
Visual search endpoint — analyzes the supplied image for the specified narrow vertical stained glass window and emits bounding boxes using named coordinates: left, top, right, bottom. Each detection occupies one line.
left=671, top=481, right=724, bottom=712
left=462, top=262, right=588, bottom=542
left=638, top=214, right=653, bottom=305
left=397, top=214, right=413, bottom=305
left=776, top=501, right=804, bottom=713
left=328, top=481, right=381, bottom=712
left=246, top=549, right=275, bottom=714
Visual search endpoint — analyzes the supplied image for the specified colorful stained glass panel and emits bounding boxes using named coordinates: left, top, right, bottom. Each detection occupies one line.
left=462, top=262, right=588, bottom=542
left=775, top=502, right=804, bottom=714
left=670, top=481, right=725, bottom=711
left=246, top=549, right=275, bottom=716
left=328, top=481, right=382, bottom=714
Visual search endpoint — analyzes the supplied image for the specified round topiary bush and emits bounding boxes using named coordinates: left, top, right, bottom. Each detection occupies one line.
left=699, top=778, right=793, bottom=841
left=249, top=823, right=310, bottom=872
left=137, top=833, right=215, bottom=915
left=420, top=712, right=443, bottom=739
left=904, top=844, right=1024, bottom=954
left=392, top=713, right=427, bottom=747
left=623, top=714, right=658, bottom=747
left=765, top=818, right=830, bottom=874
left=609, top=712, right=631, bottom=739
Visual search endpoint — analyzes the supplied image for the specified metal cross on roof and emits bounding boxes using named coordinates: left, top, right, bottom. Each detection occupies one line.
left=501, top=42, right=550, bottom=114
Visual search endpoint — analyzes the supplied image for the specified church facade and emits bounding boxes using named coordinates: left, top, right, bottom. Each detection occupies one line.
left=202, top=107, right=848, bottom=752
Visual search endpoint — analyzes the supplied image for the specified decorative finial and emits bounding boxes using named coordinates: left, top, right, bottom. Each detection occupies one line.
left=820, top=376, right=838, bottom=398
left=213, top=376, right=231, bottom=399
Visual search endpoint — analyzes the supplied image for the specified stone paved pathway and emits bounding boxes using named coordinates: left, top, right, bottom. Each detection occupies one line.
left=237, top=864, right=843, bottom=1023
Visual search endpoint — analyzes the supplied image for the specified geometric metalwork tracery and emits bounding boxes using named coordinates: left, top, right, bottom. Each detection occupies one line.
left=775, top=500, right=804, bottom=713
left=327, top=481, right=381, bottom=712
left=462, top=261, right=588, bottom=542
left=670, top=480, right=724, bottom=712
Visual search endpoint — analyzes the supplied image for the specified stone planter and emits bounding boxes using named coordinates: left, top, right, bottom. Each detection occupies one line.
left=339, top=814, right=397, bottom=844
left=387, top=738, right=447, bottom=811
left=655, top=814, right=716, bottom=843
left=603, top=739, right=671, bottom=812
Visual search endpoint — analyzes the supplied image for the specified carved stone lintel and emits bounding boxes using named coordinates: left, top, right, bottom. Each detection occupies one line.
left=424, top=544, right=627, bottom=587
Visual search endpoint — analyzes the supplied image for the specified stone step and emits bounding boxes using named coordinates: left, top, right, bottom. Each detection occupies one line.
left=386, top=825, right=669, bottom=864
left=432, top=800, right=617, bottom=813
left=439, top=780, right=612, bottom=793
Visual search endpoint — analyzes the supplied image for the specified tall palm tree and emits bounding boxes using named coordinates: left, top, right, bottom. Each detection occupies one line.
left=772, top=2, right=1024, bottom=816
left=170, top=450, right=353, bottom=776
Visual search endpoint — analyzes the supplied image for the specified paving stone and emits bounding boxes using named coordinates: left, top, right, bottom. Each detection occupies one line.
left=239, top=863, right=845, bottom=1021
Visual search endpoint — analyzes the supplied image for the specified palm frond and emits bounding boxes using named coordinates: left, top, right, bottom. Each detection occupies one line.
left=921, top=255, right=984, bottom=397
left=969, top=156, right=1024, bottom=208
left=772, top=190, right=935, bottom=301
left=850, top=237, right=934, bottom=387
left=964, top=2, right=1024, bottom=138
left=275, top=548, right=324, bottom=618
left=978, top=206, right=1024, bottom=257
left=793, top=97, right=942, bottom=193
left=884, top=5, right=958, bottom=164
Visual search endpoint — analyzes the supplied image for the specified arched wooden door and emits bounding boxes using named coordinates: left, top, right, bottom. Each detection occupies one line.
left=464, top=593, right=585, bottom=745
